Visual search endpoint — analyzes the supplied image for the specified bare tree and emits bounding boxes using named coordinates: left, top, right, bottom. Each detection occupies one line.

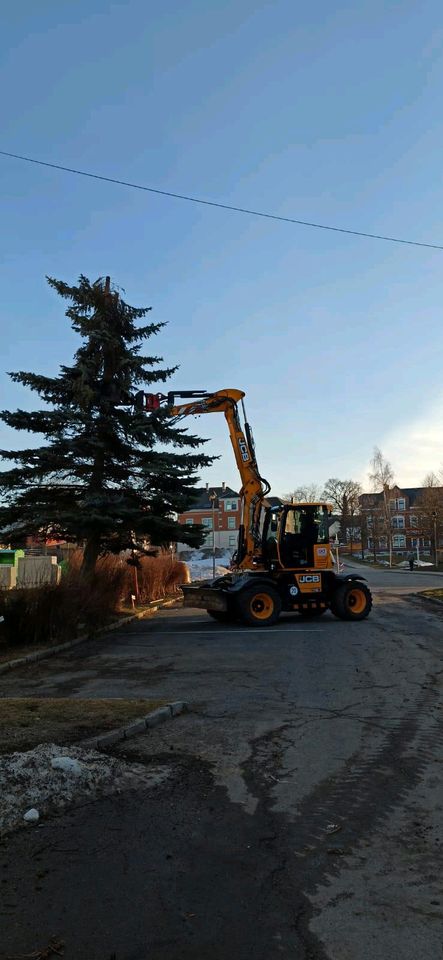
left=284, top=484, right=323, bottom=503
left=361, top=493, right=387, bottom=563
left=322, top=478, right=362, bottom=554
left=357, top=509, right=369, bottom=560
left=423, top=471, right=440, bottom=488
left=369, top=447, right=394, bottom=566
left=415, top=474, right=443, bottom=565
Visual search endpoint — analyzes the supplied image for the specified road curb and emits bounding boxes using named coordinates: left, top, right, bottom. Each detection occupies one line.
left=79, top=701, right=188, bottom=751
left=412, top=592, right=443, bottom=607
left=0, top=598, right=179, bottom=675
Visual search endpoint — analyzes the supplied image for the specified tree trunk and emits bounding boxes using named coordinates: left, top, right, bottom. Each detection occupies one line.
left=81, top=532, right=101, bottom=577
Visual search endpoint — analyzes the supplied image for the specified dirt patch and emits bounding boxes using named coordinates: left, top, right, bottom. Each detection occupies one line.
left=421, top=588, right=443, bottom=600
left=0, top=697, right=165, bottom=754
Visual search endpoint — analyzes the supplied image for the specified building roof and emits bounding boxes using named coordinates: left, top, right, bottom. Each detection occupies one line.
left=183, top=485, right=239, bottom=511
left=264, top=496, right=284, bottom=508
left=359, top=486, right=442, bottom=508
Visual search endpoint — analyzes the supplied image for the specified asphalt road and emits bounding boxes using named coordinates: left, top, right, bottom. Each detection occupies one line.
left=1, top=570, right=443, bottom=959
left=343, top=558, right=443, bottom=590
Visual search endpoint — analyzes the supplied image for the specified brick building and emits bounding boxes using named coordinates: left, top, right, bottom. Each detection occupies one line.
left=359, top=485, right=443, bottom=557
left=177, top=483, right=242, bottom=553
left=176, top=485, right=284, bottom=555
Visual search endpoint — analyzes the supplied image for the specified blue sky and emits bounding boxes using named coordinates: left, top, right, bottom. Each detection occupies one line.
left=2, top=0, right=443, bottom=496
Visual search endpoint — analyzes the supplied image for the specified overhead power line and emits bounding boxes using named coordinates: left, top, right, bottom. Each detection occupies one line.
left=1, top=148, right=442, bottom=251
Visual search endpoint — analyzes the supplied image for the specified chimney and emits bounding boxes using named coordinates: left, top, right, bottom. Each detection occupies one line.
left=222, top=481, right=226, bottom=492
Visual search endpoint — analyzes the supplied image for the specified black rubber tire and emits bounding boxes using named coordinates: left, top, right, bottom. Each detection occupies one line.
left=207, top=610, right=235, bottom=623
left=330, top=581, right=372, bottom=621
left=298, top=606, right=328, bottom=618
left=236, top=584, right=282, bottom=627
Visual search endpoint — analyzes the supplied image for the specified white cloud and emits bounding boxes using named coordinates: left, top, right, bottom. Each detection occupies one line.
left=361, top=398, right=443, bottom=489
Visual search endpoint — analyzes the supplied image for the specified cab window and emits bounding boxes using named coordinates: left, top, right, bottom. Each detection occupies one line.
left=283, top=505, right=329, bottom=542
left=281, top=505, right=329, bottom=566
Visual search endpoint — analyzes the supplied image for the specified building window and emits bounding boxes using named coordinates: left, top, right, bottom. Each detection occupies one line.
left=184, top=518, right=193, bottom=525
left=393, top=534, right=406, bottom=548
left=397, top=498, right=406, bottom=511
left=392, top=516, right=405, bottom=529
left=410, top=515, right=418, bottom=528
left=202, top=517, right=213, bottom=529
left=228, top=535, right=237, bottom=547
left=225, top=500, right=238, bottom=511
left=227, top=516, right=236, bottom=529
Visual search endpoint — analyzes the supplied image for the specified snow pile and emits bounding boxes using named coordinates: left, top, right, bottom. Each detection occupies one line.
left=183, top=549, right=233, bottom=582
left=0, top=742, right=168, bottom=835
left=51, top=755, right=84, bottom=775
left=397, top=559, right=433, bottom=568
left=189, top=563, right=230, bottom=581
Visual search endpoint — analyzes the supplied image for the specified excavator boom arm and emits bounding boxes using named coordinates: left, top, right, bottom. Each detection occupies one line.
left=134, top=388, right=270, bottom=567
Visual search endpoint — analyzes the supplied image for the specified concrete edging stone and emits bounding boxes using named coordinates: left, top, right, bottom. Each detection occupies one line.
left=413, top=592, right=443, bottom=607
left=0, top=598, right=179, bottom=675
left=79, top=701, right=188, bottom=751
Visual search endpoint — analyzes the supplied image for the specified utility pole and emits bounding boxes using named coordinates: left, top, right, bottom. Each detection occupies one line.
left=209, top=491, right=217, bottom=578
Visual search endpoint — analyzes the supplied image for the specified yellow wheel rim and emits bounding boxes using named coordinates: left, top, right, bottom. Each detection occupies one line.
left=347, top=588, right=366, bottom=614
left=250, top=592, right=274, bottom=620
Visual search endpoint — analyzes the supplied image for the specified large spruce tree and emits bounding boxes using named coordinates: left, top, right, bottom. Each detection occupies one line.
left=0, top=275, right=213, bottom=573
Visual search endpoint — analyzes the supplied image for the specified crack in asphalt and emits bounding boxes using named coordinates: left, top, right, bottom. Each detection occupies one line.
left=2, top=595, right=443, bottom=959
left=238, top=667, right=442, bottom=960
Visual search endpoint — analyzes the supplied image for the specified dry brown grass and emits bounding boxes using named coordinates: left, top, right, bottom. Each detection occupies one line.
left=132, top=553, right=190, bottom=603
left=0, top=697, right=165, bottom=754
left=68, top=548, right=189, bottom=604
left=422, top=588, right=443, bottom=600
left=0, top=549, right=189, bottom=650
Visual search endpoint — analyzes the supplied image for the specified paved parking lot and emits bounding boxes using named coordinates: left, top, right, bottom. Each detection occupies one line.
left=1, top=572, right=443, bottom=959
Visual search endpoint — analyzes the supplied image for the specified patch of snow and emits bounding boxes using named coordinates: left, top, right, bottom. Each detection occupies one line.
left=1, top=742, right=169, bottom=836
left=188, top=562, right=230, bottom=582
left=397, top=560, right=433, bottom=568
left=51, top=755, right=84, bottom=776
left=185, top=550, right=233, bottom=582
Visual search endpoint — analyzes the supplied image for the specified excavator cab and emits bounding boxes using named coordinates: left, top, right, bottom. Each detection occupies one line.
left=263, top=503, right=332, bottom=571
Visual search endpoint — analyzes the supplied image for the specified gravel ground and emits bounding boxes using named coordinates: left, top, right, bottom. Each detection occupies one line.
left=0, top=742, right=169, bottom=836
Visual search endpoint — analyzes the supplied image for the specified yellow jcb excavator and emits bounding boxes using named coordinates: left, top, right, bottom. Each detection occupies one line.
left=135, top=387, right=372, bottom=627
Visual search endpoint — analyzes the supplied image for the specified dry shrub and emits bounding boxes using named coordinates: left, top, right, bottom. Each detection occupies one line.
left=0, top=550, right=189, bottom=649
left=0, top=550, right=126, bottom=648
left=130, top=553, right=190, bottom=603
left=0, top=581, right=81, bottom=648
